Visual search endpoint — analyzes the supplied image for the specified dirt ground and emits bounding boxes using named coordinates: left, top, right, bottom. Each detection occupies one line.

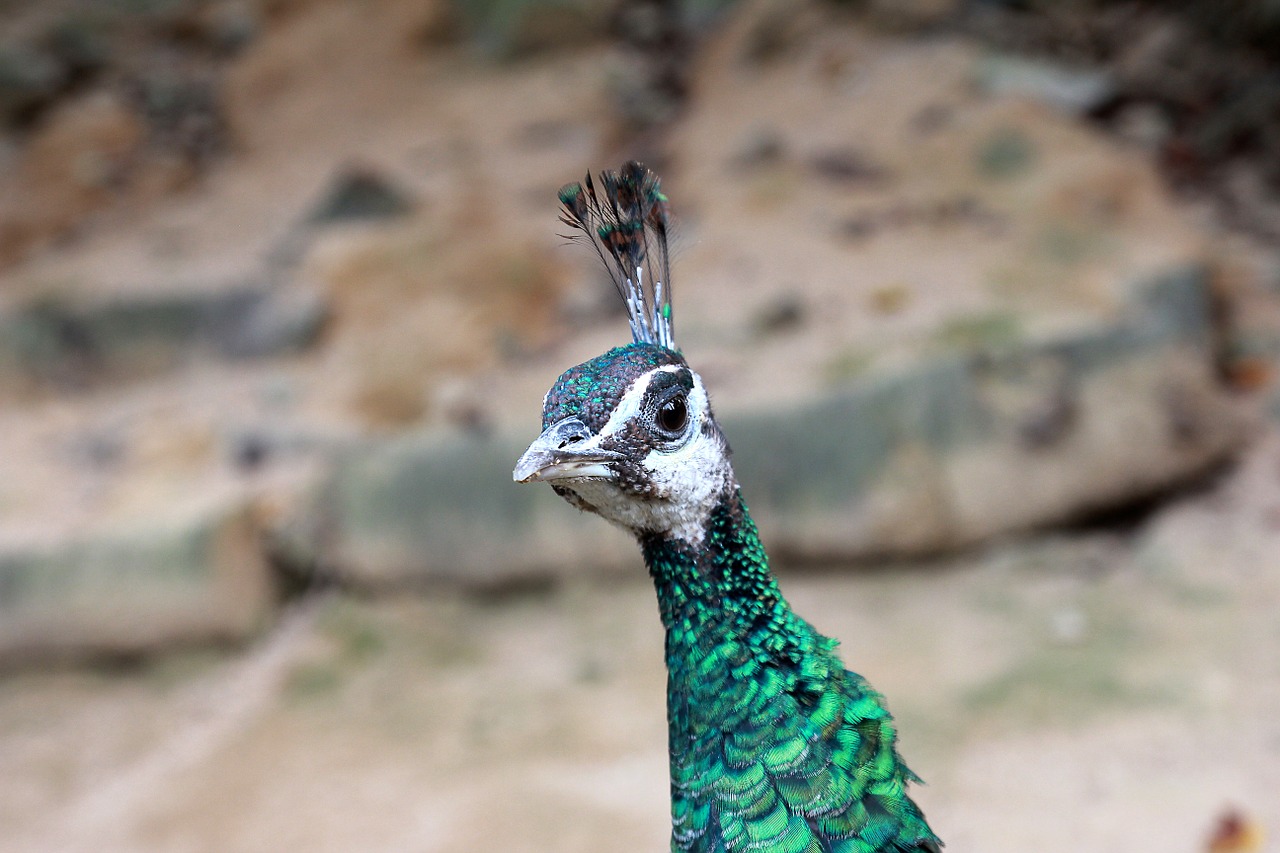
left=1, top=430, right=1277, bottom=852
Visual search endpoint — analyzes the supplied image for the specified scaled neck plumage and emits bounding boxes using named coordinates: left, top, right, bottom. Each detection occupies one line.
left=640, top=482, right=786, bottom=635
left=638, top=481, right=822, bottom=738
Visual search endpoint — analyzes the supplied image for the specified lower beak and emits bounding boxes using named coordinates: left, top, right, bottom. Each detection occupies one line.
left=513, top=419, right=623, bottom=484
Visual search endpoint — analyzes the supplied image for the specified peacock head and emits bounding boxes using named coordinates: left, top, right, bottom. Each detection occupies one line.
left=514, top=342, right=731, bottom=543
left=513, top=163, right=733, bottom=545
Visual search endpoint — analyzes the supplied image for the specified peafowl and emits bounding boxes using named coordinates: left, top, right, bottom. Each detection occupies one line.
left=514, top=162, right=942, bottom=853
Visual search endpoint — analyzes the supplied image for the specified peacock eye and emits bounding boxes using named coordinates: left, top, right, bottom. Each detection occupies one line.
left=656, top=395, right=688, bottom=434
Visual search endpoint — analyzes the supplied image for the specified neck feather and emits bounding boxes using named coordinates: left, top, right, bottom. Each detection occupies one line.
left=639, top=483, right=833, bottom=770
left=639, top=483, right=784, bottom=635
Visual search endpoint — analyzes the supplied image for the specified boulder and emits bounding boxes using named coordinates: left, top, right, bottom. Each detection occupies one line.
left=275, top=430, right=636, bottom=588
left=0, top=283, right=328, bottom=392
left=975, top=55, right=1117, bottom=116
left=738, top=268, right=1240, bottom=558
left=307, top=165, right=415, bottom=225
left=0, top=43, right=64, bottom=124
left=0, top=493, right=276, bottom=664
left=285, top=266, right=1241, bottom=587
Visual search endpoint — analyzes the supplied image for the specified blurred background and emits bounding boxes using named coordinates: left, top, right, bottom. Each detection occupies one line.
left=1, top=0, right=1279, bottom=849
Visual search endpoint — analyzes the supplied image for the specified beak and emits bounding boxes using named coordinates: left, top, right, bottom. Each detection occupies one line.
left=513, top=417, right=623, bottom=484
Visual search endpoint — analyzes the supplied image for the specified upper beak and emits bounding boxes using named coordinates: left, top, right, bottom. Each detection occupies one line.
left=513, top=417, right=623, bottom=484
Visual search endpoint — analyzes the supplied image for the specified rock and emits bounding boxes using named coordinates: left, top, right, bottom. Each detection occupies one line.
left=128, top=64, right=229, bottom=172
left=0, top=43, right=65, bottom=124
left=0, top=90, right=143, bottom=266
left=275, top=430, right=636, bottom=588
left=976, top=55, right=1117, bottom=116
left=0, top=493, right=275, bottom=664
left=731, top=126, right=786, bottom=169
left=0, top=282, right=329, bottom=392
left=41, top=17, right=111, bottom=79
left=975, top=126, right=1036, bottom=179
left=282, top=266, right=1240, bottom=587
left=807, top=148, right=890, bottom=186
left=752, top=294, right=805, bottom=336
left=219, top=287, right=329, bottom=359
left=738, top=269, right=1240, bottom=557
left=307, top=165, right=415, bottom=225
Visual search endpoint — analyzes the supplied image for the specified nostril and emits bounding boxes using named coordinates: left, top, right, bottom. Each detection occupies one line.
left=552, top=419, right=589, bottom=449
left=557, top=432, right=585, bottom=449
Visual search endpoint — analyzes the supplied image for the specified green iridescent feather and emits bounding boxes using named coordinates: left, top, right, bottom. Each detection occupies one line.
left=643, top=491, right=940, bottom=853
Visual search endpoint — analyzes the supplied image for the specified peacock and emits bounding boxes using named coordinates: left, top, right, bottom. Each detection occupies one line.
left=514, top=162, right=942, bottom=853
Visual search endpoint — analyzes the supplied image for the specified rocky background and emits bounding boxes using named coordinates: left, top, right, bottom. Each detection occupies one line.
left=1, top=0, right=1279, bottom=850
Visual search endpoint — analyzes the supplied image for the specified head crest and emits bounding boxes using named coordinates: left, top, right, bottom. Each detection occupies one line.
left=558, top=161, right=675, bottom=350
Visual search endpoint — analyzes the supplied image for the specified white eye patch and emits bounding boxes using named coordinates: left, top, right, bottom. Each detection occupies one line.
left=605, top=368, right=728, bottom=544
left=595, top=364, right=688, bottom=441
left=559, top=365, right=730, bottom=546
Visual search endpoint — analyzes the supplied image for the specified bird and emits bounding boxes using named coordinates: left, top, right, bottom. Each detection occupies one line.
left=514, top=161, right=941, bottom=853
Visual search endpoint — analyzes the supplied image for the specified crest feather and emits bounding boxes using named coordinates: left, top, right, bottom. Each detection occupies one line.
left=558, top=161, right=675, bottom=350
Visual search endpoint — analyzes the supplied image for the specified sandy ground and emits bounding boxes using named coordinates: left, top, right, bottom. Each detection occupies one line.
left=1, top=430, right=1277, bottom=853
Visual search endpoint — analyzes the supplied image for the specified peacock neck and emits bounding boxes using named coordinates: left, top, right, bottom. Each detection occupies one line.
left=637, top=483, right=940, bottom=853
left=639, top=485, right=820, bottom=748
left=640, top=485, right=786, bottom=639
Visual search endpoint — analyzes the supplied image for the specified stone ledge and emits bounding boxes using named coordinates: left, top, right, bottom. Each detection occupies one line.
left=284, top=265, right=1242, bottom=587
left=0, top=495, right=276, bottom=665
left=0, top=282, right=327, bottom=393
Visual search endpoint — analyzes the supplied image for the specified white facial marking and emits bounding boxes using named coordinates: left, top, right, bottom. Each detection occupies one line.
left=562, top=366, right=729, bottom=547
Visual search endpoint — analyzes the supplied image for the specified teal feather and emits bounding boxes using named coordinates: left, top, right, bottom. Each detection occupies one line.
left=642, top=491, right=940, bottom=852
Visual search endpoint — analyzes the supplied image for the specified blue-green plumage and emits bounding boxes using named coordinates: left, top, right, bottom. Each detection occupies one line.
left=645, top=490, right=938, bottom=852
left=516, top=163, right=941, bottom=852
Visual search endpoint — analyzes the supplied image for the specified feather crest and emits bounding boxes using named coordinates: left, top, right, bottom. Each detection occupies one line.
left=558, top=161, right=675, bottom=350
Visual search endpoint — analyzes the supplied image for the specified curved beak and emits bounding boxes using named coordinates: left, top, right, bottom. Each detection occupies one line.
left=513, top=417, right=623, bottom=484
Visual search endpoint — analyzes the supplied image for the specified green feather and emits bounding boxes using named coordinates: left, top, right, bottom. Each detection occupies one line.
left=642, top=491, right=941, bottom=853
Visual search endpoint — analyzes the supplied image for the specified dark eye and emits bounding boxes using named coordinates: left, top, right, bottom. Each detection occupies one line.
left=656, top=395, right=688, bottom=434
